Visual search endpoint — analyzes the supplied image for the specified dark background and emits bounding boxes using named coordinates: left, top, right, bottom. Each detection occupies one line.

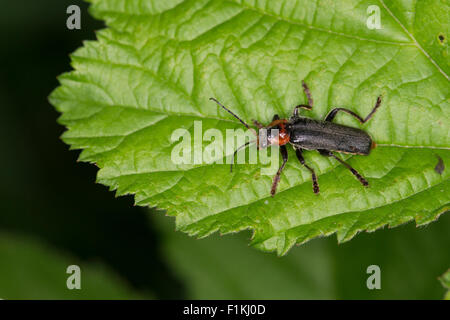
left=0, top=0, right=184, bottom=299
left=0, top=0, right=448, bottom=299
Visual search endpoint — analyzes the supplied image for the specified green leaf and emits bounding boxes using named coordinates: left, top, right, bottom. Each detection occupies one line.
left=50, top=0, right=449, bottom=254
left=439, top=269, right=450, bottom=300
left=155, top=212, right=450, bottom=299
left=154, top=213, right=336, bottom=299
left=0, top=232, right=150, bottom=299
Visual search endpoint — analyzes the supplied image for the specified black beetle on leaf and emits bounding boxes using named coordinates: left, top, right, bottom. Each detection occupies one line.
left=210, top=81, right=381, bottom=196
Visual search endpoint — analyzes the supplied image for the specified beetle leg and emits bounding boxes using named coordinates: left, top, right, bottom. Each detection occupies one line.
left=265, top=114, right=282, bottom=128
left=325, top=96, right=382, bottom=124
left=293, top=104, right=312, bottom=117
left=295, top=147, right=319, bottom=194
left=265, top=114, right=284, bottom=128
left=318, top=149, right=331, bottom=157
left=302, top=80, right=314, bottom=107
left=293, top=81, right=314, bottom=117
left=271, top=145, right=288, bottom=197
left=319, top=150, right=368, bottom=187
left=252, top=119, right=264, bottom=128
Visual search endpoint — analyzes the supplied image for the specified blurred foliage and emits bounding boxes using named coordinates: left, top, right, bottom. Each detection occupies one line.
left=439, top=269, right=450, bottom=300
left=0, top=232, right=149, bottom=299
left=155, top=211, right=450, bottom=299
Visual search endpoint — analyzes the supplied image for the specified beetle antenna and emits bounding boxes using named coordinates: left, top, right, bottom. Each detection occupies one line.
left=210, top=97, right=252, bottom=130
left=230, top=140, right=257, bottom=172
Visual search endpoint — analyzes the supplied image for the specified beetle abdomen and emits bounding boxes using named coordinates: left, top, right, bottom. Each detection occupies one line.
left=288, top=117, right=372, bottom=155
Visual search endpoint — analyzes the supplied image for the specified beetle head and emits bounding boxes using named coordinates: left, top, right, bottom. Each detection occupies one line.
left=257, top=125, right=290, bottom=149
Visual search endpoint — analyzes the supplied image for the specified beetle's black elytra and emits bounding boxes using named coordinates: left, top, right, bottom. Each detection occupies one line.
left=210, top=81, right=382, bottom=196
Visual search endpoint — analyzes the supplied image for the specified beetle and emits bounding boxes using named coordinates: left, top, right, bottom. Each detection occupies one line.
left=210, top=81, right=382, bottom=196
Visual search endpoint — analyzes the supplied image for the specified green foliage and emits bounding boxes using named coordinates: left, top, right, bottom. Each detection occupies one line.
left=50, top=0, right=449, bottom=254
left=0, top=233, right=149, bottom=299
left=155, top=213, right=450, bottom=299
left=439, top=269, right=450, bottom=300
